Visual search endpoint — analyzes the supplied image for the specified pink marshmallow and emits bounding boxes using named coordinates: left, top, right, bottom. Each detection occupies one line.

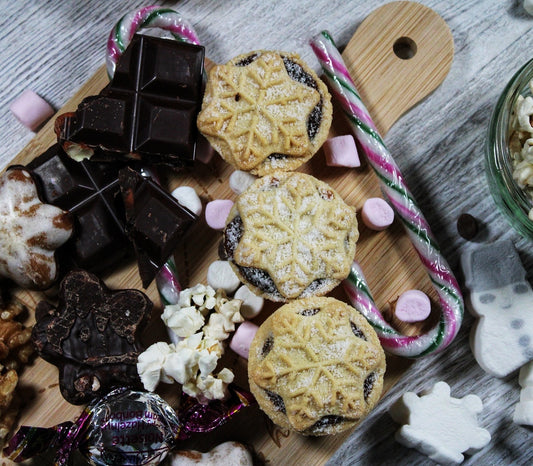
left=230, top=321, right=259, bottom=359
left=205, top=199, right=234, bottom=230
left=394, top=290, right=431, bottom=323
left=195, top=134, right=215, bottom=164
left=361, top=197, right=395, bottom=230
left=10, top=89, right=54, bottom=132
left=323, top=135, right=361, bottom=167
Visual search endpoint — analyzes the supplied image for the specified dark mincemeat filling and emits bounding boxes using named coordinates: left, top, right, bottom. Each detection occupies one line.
left=304, top=415, right=351, bottom=435
left=266, top=390, right=286, bottom=413
left=350, top=321, right=367, bottom=341
left=261, top=335, right=274, bottom=357
left=299, top=308, right=321, bottom=316
left=233, top=52, right=323, bottom=146
left=364, top=372, right=376, bottom=401
left=224, top=215, right=329, bottom=299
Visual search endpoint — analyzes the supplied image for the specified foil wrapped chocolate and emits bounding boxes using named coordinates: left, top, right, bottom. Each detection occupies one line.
left=5, top=386, right=256, bottom=465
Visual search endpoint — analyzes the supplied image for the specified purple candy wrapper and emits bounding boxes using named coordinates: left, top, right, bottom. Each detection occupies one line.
left=4, top=385, right=255, bottom=465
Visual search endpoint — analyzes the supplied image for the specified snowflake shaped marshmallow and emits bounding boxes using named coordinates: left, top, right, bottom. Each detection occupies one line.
left=389, top=381, right=491, bottom=464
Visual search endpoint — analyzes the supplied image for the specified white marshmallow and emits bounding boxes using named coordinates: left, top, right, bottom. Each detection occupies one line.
left=513, top=361, right=533, bottom=425
left=207, top=260, right=241, bottom=294
left=234, top=285, right=264, bottom=319
left=229, top=170, right=256, bottom=195
left=524, top=0, right=533, bottom=17
left=390, top=381, right=491, bottom=464
left=171, top=186, right=202, bottom=216
left=170, top=441, right=253, bottom=466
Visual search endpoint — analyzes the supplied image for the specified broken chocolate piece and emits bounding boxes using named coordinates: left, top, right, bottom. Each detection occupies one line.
left=27, top=144, right=132, bottom=272
left=118, top=167, right=198, bottom=288
left=56, top=34, right=205, bottom=167
left=31, top=270, right=152, bottom=405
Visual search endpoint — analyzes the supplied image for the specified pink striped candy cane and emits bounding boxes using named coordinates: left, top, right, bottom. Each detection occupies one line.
left=310, top=31, right=463, bottom=358
left=106, top=5, right=201, bottom=78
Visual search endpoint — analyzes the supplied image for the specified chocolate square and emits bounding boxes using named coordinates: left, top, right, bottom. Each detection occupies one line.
left=27, top=144, right=132, bottom=272
left=57, top=34, right=205, bottom=167
left=118, top=167, right=198, bottom=288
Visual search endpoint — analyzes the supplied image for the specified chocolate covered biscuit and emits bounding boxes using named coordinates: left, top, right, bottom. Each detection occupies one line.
left=32, top=270, right=152, bottom=405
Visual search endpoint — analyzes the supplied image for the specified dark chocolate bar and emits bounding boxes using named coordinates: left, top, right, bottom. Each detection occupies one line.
left=56, top=34, right=205, bottom=167
left=27, top=144, right=132, bottom=272
left=118, top=166, right=198, bottom=288
left=31, top=270, right=153, bottom=405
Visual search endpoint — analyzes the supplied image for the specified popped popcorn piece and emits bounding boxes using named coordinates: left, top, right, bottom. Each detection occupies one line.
left=136, top=342, right=175, bottom=392
left=203, top=290, right=244, bottom=341
left=234, top=285, right=264, bottom=319
left=162, top=304, right=205, bottom=338
left=177, top=284, right=217, bottom=313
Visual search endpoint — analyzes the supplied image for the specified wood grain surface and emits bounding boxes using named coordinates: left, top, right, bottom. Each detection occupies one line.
left=0, top=1, right=532, bottom=465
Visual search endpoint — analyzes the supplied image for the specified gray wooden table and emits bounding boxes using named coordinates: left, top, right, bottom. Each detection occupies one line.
left=0, top=0, right=532, bottom=464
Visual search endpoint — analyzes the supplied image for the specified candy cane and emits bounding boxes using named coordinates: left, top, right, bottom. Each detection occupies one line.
left=106, top=5, right=201, bottom=78
left=310, top=31, right=463, bottom=358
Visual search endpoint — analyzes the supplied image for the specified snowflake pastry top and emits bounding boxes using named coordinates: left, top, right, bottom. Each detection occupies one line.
left=197, top=50, right=332, bottom=175
left=248, top=297, right=385, bottom=436
left=224, top=171, right=358, bottom=302
left=0, top=168, right=73, bottom=289
left=389, top=381, right=491, bottom=464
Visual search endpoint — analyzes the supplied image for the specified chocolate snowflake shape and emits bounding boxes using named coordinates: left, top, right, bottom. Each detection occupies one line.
left=32, top=270, right=152, bottom=404
left=0, top=168, right=72, bottom=289
left=198, top=51, right=320, bottom=171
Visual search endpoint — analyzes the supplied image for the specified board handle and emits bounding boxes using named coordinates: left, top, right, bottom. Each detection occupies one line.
left=341, top=1, right=454, bottom=135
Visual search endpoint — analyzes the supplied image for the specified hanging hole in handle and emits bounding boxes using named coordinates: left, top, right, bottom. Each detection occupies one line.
left=393, top=37, right=417, bottom=60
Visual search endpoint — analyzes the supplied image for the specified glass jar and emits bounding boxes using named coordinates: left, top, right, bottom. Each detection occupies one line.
left=485, top=58, right=533, bottom=239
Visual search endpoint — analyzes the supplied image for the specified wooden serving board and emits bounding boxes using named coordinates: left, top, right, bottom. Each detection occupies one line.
left=6, top=2, right=453, bottom=465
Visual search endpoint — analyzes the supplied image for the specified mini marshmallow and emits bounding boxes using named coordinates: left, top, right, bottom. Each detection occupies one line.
left=205, top=199, right=234, bottom=230
left=207, top=260, right=241, bottom=295
left=361, top=197, right=394, bottom=230
left=234, top=285, right=264, bottom=319
left=10, top=89, right=54, bottom=132
left=513, top=361, right=533, bottom=425
left=171, top=186, right=202, bottom=216
left=390, top=381, right=491, bottom=464
left=170, top=441, right=253, bottom=466
left=229, top=170, right=256, bottom=195
left=525, top=0, right=533, bottom=17
left=230, top=321, right=259, bottom=359
left=323, top=135, right=361, bottom=167
left=195, top=134, right=215, bottom=164
left=394, top=290, right=431, bottom=323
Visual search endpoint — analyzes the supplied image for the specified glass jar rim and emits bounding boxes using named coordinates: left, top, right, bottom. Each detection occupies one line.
left=485, top=58, right=533, bottom=238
